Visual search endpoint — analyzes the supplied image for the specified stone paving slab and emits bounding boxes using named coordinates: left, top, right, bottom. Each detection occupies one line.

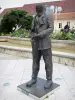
left=0, top=55, right=75, bottom=100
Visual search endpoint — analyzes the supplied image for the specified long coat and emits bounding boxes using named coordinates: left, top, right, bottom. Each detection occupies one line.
left=31, top=12, right=54, bottom=50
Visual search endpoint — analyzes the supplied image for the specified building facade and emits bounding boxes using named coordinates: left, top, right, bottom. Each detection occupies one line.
left=54, top=12, right=75, bottom=31
left=0, top=0, right=75, bottom=32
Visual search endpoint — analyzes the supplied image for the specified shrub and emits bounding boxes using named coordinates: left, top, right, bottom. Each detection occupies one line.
left=55, top=32, right=62, bottom=40
left=51, top=32, right=56, bottom=39
left=11, top=29, right=31, bottom=38
left=61, top=33, right=67, bottom=40
left=72, top=33, right=75, bottom=40
left=0, top=10, right=33, bottom=33
left=51, top=31, right=73, bottom=40
left=51, top=31, right=63, bottom=40
left=65, top=32, right=73, bottom=40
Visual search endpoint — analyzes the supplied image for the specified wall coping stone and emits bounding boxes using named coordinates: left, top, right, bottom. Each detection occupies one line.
left=0, top=45, right=75, bottom=59
left=0, top=36, right=75, bottom=44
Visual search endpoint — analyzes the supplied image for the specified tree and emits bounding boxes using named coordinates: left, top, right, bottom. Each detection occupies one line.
left=0, top=10, right=33, bottom=33
left=24, top=15, right=33, bottom=30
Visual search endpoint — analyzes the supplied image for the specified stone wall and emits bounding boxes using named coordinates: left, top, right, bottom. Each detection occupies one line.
left=0, top=45, right=75, bottom=67
left=8, top=37, right=31, bottom=46
left=52, top=40, right=75, bottom=50
left=0, top=36, right=75, bottom=67
left=0, top=36, right=75, bottom=50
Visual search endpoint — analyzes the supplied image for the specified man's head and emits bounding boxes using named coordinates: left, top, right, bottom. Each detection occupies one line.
left=36, top=4, right=45, bottom=17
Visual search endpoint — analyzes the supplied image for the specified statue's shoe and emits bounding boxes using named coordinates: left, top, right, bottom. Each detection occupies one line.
left=26, top=79, right=37, bottom=87
left=44, top=80, right=53, bottom=89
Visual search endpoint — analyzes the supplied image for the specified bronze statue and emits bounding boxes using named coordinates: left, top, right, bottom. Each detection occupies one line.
left=26, top=4, right=54, bottom=89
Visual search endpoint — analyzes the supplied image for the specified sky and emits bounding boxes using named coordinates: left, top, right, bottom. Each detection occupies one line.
left=0, top=0, right=61, bottom=11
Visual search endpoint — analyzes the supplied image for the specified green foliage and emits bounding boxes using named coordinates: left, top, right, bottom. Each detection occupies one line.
left=0, top=10, right=33, bottom=33
left=51, top=32, right=73, bottom=40
left=51, top=32, right=62, bottom=39
left=24, top=15, right=33, bottom=30
left=61, top=33, right=67, bottom=40
left=55, top=32, right=62, bottom=40
left=65, top=32, right=73, bottom=40
left=11, top=29, right=31, bottom=38
left=51, top=32, right=56, bottom=39
left=0, top=33, right=11, bottom=36
left=72, top=33, right=75, bottom=40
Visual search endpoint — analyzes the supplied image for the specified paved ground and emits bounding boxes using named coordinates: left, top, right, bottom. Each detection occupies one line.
left=0, top=53, right=75, bottom=100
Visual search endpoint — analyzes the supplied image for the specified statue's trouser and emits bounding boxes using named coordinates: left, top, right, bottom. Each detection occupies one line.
left=31, top=40, right=53, bottom=80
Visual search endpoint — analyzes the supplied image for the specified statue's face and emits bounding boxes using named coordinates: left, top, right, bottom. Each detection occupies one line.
left=36, top=12, right=43, bottom=17
left=36, top=4, right=44, bottom=17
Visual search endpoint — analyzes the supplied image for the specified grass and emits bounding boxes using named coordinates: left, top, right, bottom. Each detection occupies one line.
left=0, top=42, right=75, bottom=54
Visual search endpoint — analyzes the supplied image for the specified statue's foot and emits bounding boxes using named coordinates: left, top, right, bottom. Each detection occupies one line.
left=26, top=79, right=37, bottom=87
left=44, top=80, right=52, bottom=89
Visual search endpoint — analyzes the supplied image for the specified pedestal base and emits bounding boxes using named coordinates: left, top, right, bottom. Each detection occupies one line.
left=17, top=78, right=60, bottom=100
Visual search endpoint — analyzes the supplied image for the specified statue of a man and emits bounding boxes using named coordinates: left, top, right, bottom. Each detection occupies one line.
left=26, top=4, right=54, bottom=89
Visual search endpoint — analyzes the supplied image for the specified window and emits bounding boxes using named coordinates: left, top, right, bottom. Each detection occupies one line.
left=67, top=22, right=70, bottom=27
left=59, top=23, right=62, bottom=28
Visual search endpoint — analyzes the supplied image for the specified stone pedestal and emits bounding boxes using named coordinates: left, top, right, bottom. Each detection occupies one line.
left=17, top=78, right=60, bottom=100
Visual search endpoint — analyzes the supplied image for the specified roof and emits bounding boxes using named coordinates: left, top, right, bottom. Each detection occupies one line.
left=63, top=0, right=75, bottom=13
left=0, top=1, right=65, bottom=16
left=1, top=0, right=75, bottom=20
left=56, top=12, right=75, bottom=20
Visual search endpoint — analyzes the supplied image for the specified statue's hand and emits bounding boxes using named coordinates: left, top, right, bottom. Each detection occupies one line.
left=32, top=34, right=39, bottom=39
left=31, top=34, right=36, bottom=39
left=31, top=34, right=37, bottom=42
left=30, top=37, right=34, bottom=43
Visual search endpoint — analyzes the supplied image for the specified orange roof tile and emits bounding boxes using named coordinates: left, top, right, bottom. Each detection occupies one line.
left=56, top=12, right=75, bottom=20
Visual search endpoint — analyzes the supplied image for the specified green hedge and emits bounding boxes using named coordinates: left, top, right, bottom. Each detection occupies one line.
left=11, top=29, right=31, bottom=38
left=51, top=32, right=74, bottom=40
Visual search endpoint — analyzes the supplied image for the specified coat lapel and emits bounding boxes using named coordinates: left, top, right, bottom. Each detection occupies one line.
left=35, top=13, right=45, bottom=26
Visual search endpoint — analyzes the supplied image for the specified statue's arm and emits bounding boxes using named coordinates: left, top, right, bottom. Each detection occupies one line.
left=30, top=18, right=37, bottom=40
